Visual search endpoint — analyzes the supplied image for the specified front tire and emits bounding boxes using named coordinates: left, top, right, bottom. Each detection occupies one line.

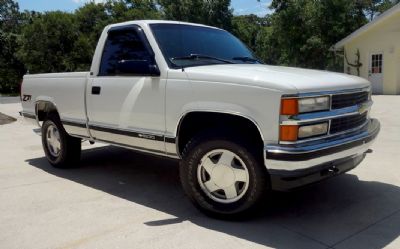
left=180, top=132, right=269, bottom=218
left=41, top=114, right=81, bottom=168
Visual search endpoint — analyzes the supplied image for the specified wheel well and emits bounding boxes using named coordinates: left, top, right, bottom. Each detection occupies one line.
left=177, top=112, right=264, bottom=156
left=36, top=101, right=59, bottom=121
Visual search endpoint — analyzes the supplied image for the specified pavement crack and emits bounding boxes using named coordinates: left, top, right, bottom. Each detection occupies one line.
left=330, top=208, right=400, bottom=248
left=278, top=224, right=332, bottom=248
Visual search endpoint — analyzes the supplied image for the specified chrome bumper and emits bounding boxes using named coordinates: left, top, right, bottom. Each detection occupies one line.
left=265, top=118, right=380, bottom=172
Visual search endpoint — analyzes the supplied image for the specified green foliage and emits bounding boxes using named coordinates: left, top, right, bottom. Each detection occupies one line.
left=232, top=15, right=267, bottom=52
left=17, top=11, right=78, bottom=73
left=73, top=2, right=110, bottom=71
left=257, top=0, right=369, bottom=70
left=1, top=0, right=399, bottom=93
left=105, top=0, right=161, bottom=22
left=16, top=0, right=162, bottom=74
left=362, top=0, right=400, bottom=20
left=0, top=0, right=24, bottom=93
left=234, top=0, right=398, bottom=70
left=157, top=0, right=233, bottom=29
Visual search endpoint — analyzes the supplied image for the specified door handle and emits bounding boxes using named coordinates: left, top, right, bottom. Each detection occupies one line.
left=92, top=86, right=101, bottom=95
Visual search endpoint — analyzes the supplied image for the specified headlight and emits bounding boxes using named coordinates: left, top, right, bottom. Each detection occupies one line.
left=298, top=96, right=330, bottom=113
left=280, top=122, right=329, bottom=141
left=298, top=122, right=329, bottom=139
left=281, top=96, right=330, bottom=115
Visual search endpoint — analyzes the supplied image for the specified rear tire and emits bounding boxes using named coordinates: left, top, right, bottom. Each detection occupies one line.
left=41, top=114, right=81, bottom=168
left=180, top=131, right=269, bottom=219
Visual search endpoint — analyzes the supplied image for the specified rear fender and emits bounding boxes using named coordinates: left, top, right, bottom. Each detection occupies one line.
left=35, top=98, right=59, bottom=126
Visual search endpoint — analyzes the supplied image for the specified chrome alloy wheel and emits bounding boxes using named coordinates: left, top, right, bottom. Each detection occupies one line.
left=46, top=124, right=61, bottom=157
left=197, top=149, right=250, bottom=204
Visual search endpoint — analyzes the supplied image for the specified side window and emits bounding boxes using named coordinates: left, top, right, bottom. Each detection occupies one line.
left=371, top=54, right=383, bottom=74
left=99, top=28, right=153, bottom=76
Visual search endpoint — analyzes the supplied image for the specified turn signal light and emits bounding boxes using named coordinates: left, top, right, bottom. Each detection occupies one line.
left=280, top=125, right=298, bottom=141
left=281, top=99, right=299, bottom=115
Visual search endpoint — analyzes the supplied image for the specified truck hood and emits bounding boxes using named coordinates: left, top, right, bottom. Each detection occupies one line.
left=184, top=64, right=370, bottom=94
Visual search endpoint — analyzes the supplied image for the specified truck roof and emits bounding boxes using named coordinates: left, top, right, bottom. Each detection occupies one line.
left=106, top=20, right=223, bottom=31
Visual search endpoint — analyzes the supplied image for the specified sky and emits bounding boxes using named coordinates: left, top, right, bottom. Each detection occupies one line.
left=16, top=0, right=272, bottom=16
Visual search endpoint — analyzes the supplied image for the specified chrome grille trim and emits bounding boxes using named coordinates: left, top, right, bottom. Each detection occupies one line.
left=279, top=87, right=372, bottom=145
left=332, top=91, right=369, bottom=109
left=330, top=113, right=368, bottom=134
left=280, top=120, right=369, bottom=145
left=280, top=101, right=372, bottom=125
left=281, top=87, right=371, bottom=99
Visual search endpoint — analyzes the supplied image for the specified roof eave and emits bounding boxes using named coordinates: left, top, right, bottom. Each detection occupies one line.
left=333, top=3, right=400, bottom=50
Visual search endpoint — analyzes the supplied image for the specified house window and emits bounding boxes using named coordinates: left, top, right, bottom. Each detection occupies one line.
left=371, top=54, right=382, bottom=74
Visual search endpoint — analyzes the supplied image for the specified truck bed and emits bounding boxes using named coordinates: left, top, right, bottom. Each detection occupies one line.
left=24, top=72, right=90, bottom=79
left=21, top=72, right=90, bottom=127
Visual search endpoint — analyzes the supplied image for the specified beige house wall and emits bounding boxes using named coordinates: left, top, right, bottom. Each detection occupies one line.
left=343, top=12, right=400, bottom=94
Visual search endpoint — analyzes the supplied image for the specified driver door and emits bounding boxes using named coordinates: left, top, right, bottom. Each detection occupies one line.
left=86, top=25, right=166, bottom=152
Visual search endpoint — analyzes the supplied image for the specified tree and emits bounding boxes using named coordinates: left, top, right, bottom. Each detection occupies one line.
left=105, top=0, right=161, bottom=22
left=255, top=23, right=281, bottom=64
left=16, top=0, right=164, bottom=74
left=74, top=0, right=162, bottom=70
left=17, top=11, right=79, bottom=73
left=0, top=0, right=19, bottom=30
left=3, top=0, right=397, bottom=94
left=73, top=2, right=111, bottom=70
left=0, top=0, right=25, bottom=94
left=265, top=0, right=368, bottom=70
left=363, top=0, right=400, bottom=20
left=232, top=15, right=268, bottom=52
left=157, top=0, right=233, bottom=29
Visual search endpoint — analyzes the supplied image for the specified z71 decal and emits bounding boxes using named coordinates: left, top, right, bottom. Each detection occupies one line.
left=22, top=95, right=32, bottom=102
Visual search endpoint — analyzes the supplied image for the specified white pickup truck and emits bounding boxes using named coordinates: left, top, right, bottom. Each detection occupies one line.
left=21, top=20, right=380, bottom=217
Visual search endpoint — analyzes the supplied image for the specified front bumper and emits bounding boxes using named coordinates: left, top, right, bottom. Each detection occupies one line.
left=265, top=118, right=380, bottom=191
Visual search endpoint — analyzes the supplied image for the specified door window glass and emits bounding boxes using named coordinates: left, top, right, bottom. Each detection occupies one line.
left=99, top=28, right=152, bottom=76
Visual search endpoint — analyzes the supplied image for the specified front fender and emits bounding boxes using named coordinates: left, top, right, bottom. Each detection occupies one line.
left=176, top=101, right=265, bottom=141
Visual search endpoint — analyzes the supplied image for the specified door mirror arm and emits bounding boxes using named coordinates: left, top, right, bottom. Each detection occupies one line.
left=148, top=63, right=160, bottom=76
left=116, top=59, right=160, bottom=77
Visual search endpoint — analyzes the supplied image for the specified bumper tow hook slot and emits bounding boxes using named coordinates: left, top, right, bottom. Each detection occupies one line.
left=328, top=165, right=339, bottom=174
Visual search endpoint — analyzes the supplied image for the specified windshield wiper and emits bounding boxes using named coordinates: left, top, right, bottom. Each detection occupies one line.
left=232, top=56, right=262, bottom=63
left=171, top=54, right=234, bottom=65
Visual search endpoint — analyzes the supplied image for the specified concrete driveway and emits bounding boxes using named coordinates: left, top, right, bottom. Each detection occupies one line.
left=0, top=96, right=399, bottom=249
left=0, top=96, right=20, bottom=104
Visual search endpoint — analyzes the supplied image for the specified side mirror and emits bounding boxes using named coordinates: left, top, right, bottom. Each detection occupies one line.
left=116, top=59, right=160, bottom=76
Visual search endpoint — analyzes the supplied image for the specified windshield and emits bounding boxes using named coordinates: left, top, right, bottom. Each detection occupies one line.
left=150, top=23, right=261, bottom=68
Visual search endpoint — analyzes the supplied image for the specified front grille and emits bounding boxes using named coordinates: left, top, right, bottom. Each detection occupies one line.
left=330, top=113, right=368, bottom=134
left=331, top=91, right=369, bottom=109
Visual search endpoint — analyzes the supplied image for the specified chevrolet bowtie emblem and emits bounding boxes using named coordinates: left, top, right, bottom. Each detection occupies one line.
left=358, top=103, right=368, bottom=114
